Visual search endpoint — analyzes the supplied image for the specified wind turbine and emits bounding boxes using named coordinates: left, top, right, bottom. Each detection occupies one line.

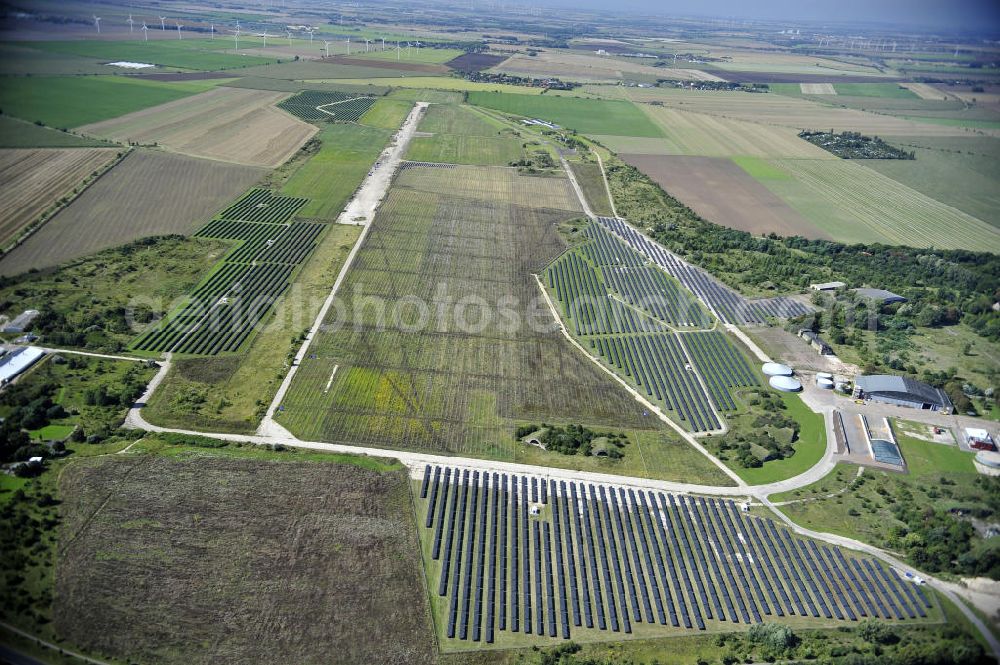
left=286, top=29, right=292, bottom=45
left=381, top=37, right=385, bottom=51
left=159, top=16, right=166, bottom=31
left=307, top=27, right=314, bottom=42
left=141, top=22, right=149, bottom=41
left=346, top=37, right=351, bottom=55
left=323, top=39, right=331, bottom=57
left=127, top=14, right=134, bottom=33
left=175, top=21, right=183, bottom=39
left=396, top=40, right=401, bottom=60
left=93, top=15, right=101, bottom=34
left=210, top=23, right=215, bottom=39
left=231, top=26, right=241, bottom=52
left=258, top=30, right=273, bottom=49
left=364, top=39, right=371, bottom=53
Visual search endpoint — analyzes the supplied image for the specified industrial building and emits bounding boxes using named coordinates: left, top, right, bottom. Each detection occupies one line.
left=852, top=288, right=907, bottom=305
left=809, top=281, right=846, bottom=291
left=0, top=346, right=45, bottom=385
left=798, top=329, right=833, bottom=355
left=853, top=374, right=952, bottom=413
left=2, top=309, right=39, bottom=334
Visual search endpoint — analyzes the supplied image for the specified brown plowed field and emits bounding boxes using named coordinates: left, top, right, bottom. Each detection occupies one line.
left=0, top=149, right=263, bottom=275
left=55, top=454, right=435, bottom=665
left=78, top=87, right=316, bottom=168
left=621, top=154, right=830, bottom=239
left=0, top=147, right=119, bottom=245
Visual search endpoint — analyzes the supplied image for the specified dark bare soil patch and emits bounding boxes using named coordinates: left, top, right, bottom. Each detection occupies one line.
left=55, top=455, right=435, bottom=665
left=446, top=52, right=507, bottom=72
left=620, top=154, right=829, bottom=239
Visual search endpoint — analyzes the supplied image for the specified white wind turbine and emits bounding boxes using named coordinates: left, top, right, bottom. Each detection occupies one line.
left=210, top=23, right=215, bottom=39
left=306, top=27, right=314, bottom=42
left=396, top=40, right=401, bottom=60
left=175, top=21, right=183, bottom=39
left=381, top=37, right=385, bottom=51
left=257, top=30, right=273, bottom=49
left=127, top=14, right=134, bottom=33
left=159, top=16, right=166, bottom=31
left=141, top=22, right=149, bottom=41
left=286, top=29, right=292, bottom=45
left=346, top=37, right=351, bottom=55
left=231, top=26, right=241, bottom=52
left=93, top=15, right=101, bottom=34
left=364, top=38, right=371, bottom=52
left=323, top=39, right=331, bottom=57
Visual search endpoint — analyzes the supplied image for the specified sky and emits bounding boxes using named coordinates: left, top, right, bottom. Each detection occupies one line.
left=541, top=0, right=1000, bottom=32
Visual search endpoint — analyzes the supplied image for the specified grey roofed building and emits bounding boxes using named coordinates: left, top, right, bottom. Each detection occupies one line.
left=2, top=309, right=39, bottom=334
left=810, top=281, right=846, bottom=291
left=854, top=374, right=952, bottom=413
left=852, top=288, right=907, bottom=304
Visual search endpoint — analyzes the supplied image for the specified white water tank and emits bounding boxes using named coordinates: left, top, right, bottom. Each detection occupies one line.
left=762, top=362, right=794, bottom=377
left=769, top=375, right=803, bottom=392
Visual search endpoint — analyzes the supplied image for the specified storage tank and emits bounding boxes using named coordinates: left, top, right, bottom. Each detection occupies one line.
left=762, top=362, right=794, bottom=377
left=769, top=375, right=803, bottom=392
left=816, top=377, right=834, bottom=389
left=817, top=372, right=834, bottom=380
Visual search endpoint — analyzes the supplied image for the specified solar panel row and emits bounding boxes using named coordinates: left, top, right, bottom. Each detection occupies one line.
left=421, top=467, right=930, bottom=642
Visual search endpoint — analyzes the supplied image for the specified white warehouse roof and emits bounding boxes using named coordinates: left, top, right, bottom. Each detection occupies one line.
left=0, top=346, right=45, bottom=384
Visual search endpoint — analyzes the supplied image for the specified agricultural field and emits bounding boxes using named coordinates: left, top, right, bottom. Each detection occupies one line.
left=600, top=87, right=979, bottom=137
left=327, top=76, right=547, bottom=94
left=0, top=147, right=120, bottom=246
left=567, top=160, right=614, bottom=217
left=55, top=447, right=435, bottom=664
left=0, top=76, right=226, bottom=129
left=360, top=97, right=415, bottom=129
left=78, top=87, right=317, bottom=168
left=417, top=465, right=939, bottom=650
left=27, top=38, right=277, bottom=71
left=281, top=123, right=394, bottom=219
left=489, top=50, right=721, bottom=82
left=273, top=163, right=717, bottom=473
left=618, top=106, right=835, bottom=159
left=406, top=104, right=527, bottom=166
left=750, top=158, right=1000, bottom=250
left=0, top=116, right=114, bottom=148
left=862, top=136, right=1000, bottom=229
left=618, top=155, right=828, bottom=239
left=0, top=150, right=263, bottom=276
left=238, top=59, right=437, bottom=81
left=467, top=92, right=664, bottom=138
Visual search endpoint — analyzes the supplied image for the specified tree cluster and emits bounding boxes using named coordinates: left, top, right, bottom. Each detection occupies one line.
left=516, top=423, right=628, bottom=459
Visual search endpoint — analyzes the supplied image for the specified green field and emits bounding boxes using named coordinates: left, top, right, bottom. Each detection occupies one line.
left=749, top=158, right=1000, bottom=251
left=832, top=83, right=919, bottom=98
left=467, top=92, right=665, bottom=138
left=730, top=155, right=793, bottom=180
left=863, top=136, right=1000, bottom=229
left=725, top=392, right=827, bottom=485
left=567, top=159, right=614, bottom=216
left=281, top=123, right=393, bottom=219
left=387, top=87, right=464, bottom=104
left=0, top=115, right=114, bottom=148
left=405, top=104, right=527, bottom=166
left=360, top=97, right=414, bottom=129
left=28, top=39, right=277, bottom=71
left=343, top=47, right=464, bottom=64
left=0, top=76, right=220, bottom=129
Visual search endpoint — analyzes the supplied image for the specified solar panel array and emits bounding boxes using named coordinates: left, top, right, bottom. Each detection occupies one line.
left=421, top=465, right=931, bottom=643
left=595, top=217, right=813, bottom=325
